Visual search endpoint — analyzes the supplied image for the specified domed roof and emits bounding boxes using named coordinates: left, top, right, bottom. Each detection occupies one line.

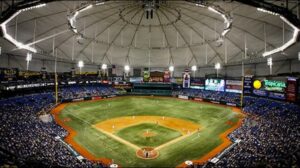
left=1, top=0, right=299, bottom=68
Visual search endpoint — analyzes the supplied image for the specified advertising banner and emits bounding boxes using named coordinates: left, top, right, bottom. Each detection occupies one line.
left=178, top=95, right=189, bottom=100
left=286, top=77, right=297, bottom=102
left=0, top=68, right=18, bottom=81
left=243, top=76, right=253, bottom=94
left=226, top=80, right=242, bottom=93
left=190, top=78, right=205, bottom=89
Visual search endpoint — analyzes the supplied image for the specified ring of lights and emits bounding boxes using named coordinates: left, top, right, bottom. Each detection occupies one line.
left=0, top=1, right=298, bottom=58
left=67, top=1, right=233, bottom=51
left=0, top=3, right=47, bottom=53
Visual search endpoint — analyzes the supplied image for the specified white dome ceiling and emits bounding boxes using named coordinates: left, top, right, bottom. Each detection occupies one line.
left=1, top=0, right=299, bottom=68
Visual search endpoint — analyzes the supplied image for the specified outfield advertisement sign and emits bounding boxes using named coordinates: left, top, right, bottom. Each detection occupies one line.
left=253, top=89, right=268, bottom=97
left=264, top=80, right=286, bottom=92
left=226, top=80, right=242, bottom=93
left=286, top=77, right=297, bottom=102
left=226, top=103, right=237, bottom=107
left=178, top=95, right=189, bottom=100
left=190, top=78, right=205, bottom=90
left=243, top=76, right=253, bottom=94
left=193, top=98, right=203, bottom=101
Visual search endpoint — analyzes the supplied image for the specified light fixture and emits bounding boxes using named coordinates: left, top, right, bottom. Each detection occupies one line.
left=215, top=63, right=221, bottom=70
left=262, top=15, right=300, bottom=57
left=267, top=57, right=273, bottom=66
left=191, top=65, right=197, bottom=71
left=101, top=63, right=107, bottom=70
left=26, top=52, right=32, bottom=71
left=124, top=65, right=130, bottom=71
left=0, top=3, right=47, bottom=53
left=20, top=3, right=46, bottom=12
left=195, top=3, right=205, bottom=8
left=207, top=6, right=232, bottom=37
left=96, top=2, right=105, bottom=6
left=78, top=60, right=84, bottom=68
left=68, top=3, right=94, bottom=34
left=257, top=8, right=279, bottom=16
left=169, top=65, right=174, bottom=72
left=298, top=52, right=300, bottom=61
left=79, top=4, right=93, bottom=12
left=26, top=52, right=32, bottom=62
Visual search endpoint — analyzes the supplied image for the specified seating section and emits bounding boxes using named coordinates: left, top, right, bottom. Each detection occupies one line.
left=0, top=86, right=299, bottom=167
left=0, top=94, right=107, bottom=167
left=205, top=97, right=300, bottom=167
left=172, top=88, right=241, bottom=105
left=60, top=85, right=118, bottom=100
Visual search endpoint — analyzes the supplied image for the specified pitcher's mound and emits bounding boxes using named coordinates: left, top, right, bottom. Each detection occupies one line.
left=136, top=147, right=159, bottom=159
left=143, top=131, right=156, bottom=137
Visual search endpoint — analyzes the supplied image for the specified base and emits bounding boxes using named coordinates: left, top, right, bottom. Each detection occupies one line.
left=136, top=147, right=159, bottom=159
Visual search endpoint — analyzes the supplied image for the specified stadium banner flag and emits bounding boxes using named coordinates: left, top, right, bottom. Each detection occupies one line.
left=112, top=65, right=116, bottom=76
left=182, top=69, right=190, bottom=88
left=286, top=77, right=298, bottom=102
left=163, top=70, right=171, bottom=82
left=143, top=68, right=150, bottom=82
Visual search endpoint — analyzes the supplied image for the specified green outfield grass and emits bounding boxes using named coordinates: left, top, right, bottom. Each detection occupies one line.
left=58, top=96, right=240, bottom=167
left=115, top=123, right=182, bottom=147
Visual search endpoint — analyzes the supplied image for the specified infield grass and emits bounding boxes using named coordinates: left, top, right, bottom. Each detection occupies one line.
left=58, top=96, right=240, bottom=167
left=115, top=123, right=182, bottom=147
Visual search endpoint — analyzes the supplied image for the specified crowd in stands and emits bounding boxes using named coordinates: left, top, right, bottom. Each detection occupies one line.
left=172, top=88, right=241, bottom=105
left=0, top=85, right=299, bottom=167
left=59, top=85, right=118, bottom=100
left=0, top=91, right=108, bottom=167
left=205, top=97, right=300, bottom=168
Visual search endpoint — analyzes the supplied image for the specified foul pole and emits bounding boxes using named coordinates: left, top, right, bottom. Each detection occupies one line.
left=240, top=76, right=244, bottom=108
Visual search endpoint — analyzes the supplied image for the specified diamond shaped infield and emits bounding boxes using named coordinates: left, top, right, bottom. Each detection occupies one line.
left=115, top=123, right=182, bottom=147
left=92, top=116, right=201, bottom=151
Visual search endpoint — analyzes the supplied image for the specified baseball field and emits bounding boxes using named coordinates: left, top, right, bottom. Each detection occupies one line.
left=52, top=96, right=243, bottom=167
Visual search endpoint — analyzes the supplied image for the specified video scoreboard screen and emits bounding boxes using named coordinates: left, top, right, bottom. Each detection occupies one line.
left=205, top=79, right=225, bottom=92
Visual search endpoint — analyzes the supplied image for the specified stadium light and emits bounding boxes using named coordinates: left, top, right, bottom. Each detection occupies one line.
left=26, top=52, right=32, bottom=62
left=191, top=65, right=197, bottom=78
left=215, top=63, right=221, bottom=78
left=267, top=57, right=273, bottom=75
left=124, top=65, right=130, bottom=72
left=191, top=65, right=197, bottom=71
left=78, top=60, right=84, bottom=68
left=26, top=52, right=32, bottom=71
left=78, top=60, right=84, bottom=74
left=169, top=66, right=174, bottom=72
left=215, top=63, right=221, bottom=70
left=102, top=63, right=107, bottom=70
